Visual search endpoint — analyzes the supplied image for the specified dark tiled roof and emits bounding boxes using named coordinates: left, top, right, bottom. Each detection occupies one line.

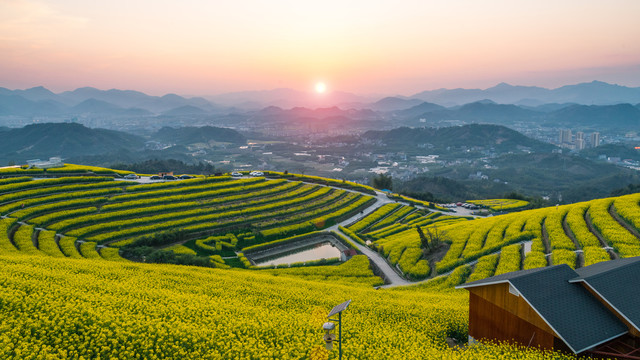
left=571, top=256, right=640, bottom=333
left=572, top=256, right=640, bottom=279
left=509, top=265, right=627, bottom=354
left=456, top=265, right=551, bottom=288
left=458, top=264, right=628, bottom=354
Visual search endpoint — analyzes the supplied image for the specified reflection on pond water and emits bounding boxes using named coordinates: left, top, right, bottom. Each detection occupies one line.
left=254, top=242, right=341, bottom=266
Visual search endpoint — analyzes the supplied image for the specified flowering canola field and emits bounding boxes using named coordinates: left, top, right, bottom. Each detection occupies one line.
left=0, top=252, right=581, bottom=359
left=0, top=171, right=609, bottom=358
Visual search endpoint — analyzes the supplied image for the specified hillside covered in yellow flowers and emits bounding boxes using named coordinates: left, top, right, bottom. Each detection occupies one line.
left=1, top=167, right=639, bottom=358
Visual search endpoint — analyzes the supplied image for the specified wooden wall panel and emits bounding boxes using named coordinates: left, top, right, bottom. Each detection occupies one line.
left=470, top=292, right=556, bottom=350
left=469, top=283, right=554, bottom=334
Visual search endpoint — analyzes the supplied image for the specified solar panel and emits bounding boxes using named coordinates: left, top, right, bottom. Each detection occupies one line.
left=327, top=300, right=351, bottom=318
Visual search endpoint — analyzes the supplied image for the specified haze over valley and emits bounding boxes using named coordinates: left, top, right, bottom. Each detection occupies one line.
left=2, top=1, right=640, bottom=359
left=2, top=80, right=639, bottom=203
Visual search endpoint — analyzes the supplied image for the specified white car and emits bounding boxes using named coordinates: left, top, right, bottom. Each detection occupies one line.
left=231, top=172, right=242, bottom=177
left=249, top=171, right=264, bottom=177
left=124, top=174, right=138, bottom=180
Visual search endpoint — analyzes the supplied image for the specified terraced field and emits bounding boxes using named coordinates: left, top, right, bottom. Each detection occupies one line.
left=0, top=174, right=375, bottom=266
left=1, top=169, right=639, bottom=288
left=467, top=198, right=530, bottom=211
left=348, top=193, right=640, bottom=286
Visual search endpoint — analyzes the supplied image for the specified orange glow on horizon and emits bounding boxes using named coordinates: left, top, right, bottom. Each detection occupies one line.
left=1, top=0, right=639, bottom=95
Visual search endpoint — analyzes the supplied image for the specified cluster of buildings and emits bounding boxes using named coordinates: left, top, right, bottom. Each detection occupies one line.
left=558, top=129, right=600, bottom=150
left=26, top=157, right=63, bottom=169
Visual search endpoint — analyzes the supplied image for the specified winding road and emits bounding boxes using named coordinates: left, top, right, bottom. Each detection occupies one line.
left=326, top=190, right=412, bottom=286
left=326, top=189, right=488, bottom=288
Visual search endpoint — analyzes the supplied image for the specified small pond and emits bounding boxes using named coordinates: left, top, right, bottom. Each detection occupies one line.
left=254, top=242, right=342, bottom=266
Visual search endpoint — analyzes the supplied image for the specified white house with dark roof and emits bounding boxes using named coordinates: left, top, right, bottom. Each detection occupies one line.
left=457, top=256, right=640, bottom=358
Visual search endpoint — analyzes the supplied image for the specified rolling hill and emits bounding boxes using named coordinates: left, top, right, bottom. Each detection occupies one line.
left=0, top=168, right=638, bottom=358
left=361, top=124, right=555, bottom=153
left=543, top=103, right=640, bottom=128
left=396, top=152, right=640, bottom=203
left=0, top=123, right=144, bottom=163
left=152, top=126, right=247, bottom=145
left=368, top=96, right=424, bottom=111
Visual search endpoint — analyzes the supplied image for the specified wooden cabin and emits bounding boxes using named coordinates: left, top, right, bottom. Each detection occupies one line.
left=457, top=256, right=640, bottom=358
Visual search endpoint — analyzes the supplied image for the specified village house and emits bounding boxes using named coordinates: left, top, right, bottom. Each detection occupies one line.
left=457, top=256, right=640, bottom=358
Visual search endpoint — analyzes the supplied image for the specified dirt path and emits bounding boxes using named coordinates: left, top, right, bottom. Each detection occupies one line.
left=562, top=215, right=584, bottom=268
left=609, top=203, right=640, bottom=239
left=584, top=209, right=619, bottom=260
left=562, top=215, right=581, bottom=250
left=540, top=219, right=551, bottom=266
left=32, top=228, right=40, bottom=249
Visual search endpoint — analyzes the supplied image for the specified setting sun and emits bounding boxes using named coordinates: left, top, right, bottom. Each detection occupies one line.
left=315, top=82, right=327, bottom=93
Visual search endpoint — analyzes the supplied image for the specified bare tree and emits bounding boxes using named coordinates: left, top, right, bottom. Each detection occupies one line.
left=417, top=225, right=447, bottom=256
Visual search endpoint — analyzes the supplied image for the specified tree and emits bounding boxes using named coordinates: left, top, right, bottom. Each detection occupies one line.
left=371, top=173, right=393, bottom=191
left=417, top=225, right=429, bottom=251
left=504, top=191, right=527, bottom=200
left=417, top=225, right=447, bottom=256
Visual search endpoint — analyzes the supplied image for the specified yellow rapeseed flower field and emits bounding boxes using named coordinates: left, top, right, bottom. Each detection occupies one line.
left=0, top=252, right=581, bottom=359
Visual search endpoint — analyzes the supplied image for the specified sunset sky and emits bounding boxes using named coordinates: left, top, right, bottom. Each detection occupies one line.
left=1, top=0, right=639, bottom=96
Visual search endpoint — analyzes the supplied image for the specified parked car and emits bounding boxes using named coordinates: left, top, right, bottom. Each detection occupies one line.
left=249, top=171, right=264, bottom=177
left=231, top=172, right=242, bottom=177
left=124, top=174, right=138, bottom=180
left=149, top=175, right=162, bottom=180
left=163, top=175, right=177, bottom=180
left=178, top=175, right=192, bottom=180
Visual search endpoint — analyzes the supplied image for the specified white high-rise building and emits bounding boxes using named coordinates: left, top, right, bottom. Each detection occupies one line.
left=591, top=132, right=600, bottom=147
left=558, top=129, right=573, bottom=144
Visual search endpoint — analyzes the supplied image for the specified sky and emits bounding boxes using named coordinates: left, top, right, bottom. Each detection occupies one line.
left=1, top=0, right=639, bottom=96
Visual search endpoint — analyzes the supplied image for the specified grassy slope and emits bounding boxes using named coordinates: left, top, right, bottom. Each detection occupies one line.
left=0, top=252, right=579, bottom=359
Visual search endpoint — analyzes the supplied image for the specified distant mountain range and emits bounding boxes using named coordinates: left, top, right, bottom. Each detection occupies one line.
left=205, top=88, right=373, bottom=109
left=206, top=81, right=640, bottom=108
left=393, top=100, right=640, bottom=129
left=1, top=82, right=639, bottom=131
left=408, top=81, right=640, bottom=106
left=0, top=86, right=224, bottom=117
left=2, top=81, right=638, bottom=117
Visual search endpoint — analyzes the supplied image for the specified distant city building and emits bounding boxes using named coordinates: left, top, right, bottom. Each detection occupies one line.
left=575, top=131, right=584, bottom=141
left=591, top=132, right=600, bottom=147
left=559, top=129, right=572, bottom=144
left=575, top=138, right=585, bottom=150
